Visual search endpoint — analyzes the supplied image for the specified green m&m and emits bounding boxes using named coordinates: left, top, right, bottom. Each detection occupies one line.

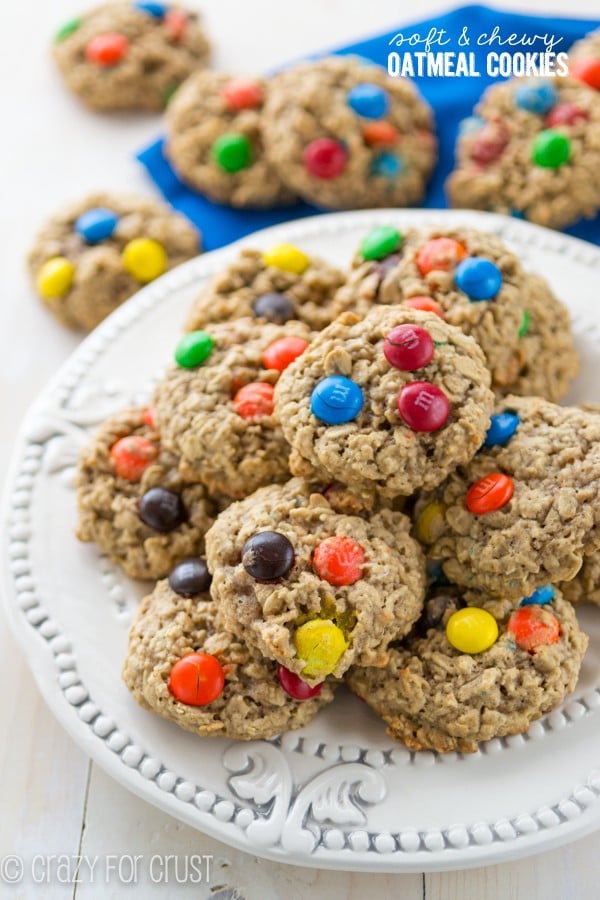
left=531, top=130, right=571, bottom=168
left=211, top=133, right=252, bottom=173
left=175, top=331, right=214, bottom=368
left=359, top=225, right=402, bottom=261
left=54, top=18, right=81, bottom=42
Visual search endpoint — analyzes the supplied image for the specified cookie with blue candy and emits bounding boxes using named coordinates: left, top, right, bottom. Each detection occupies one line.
left=262, top=56, right=437, bottom=210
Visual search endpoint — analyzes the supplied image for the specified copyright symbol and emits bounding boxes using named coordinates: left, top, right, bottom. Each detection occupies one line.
left=1, top=856, right=23, bottom=883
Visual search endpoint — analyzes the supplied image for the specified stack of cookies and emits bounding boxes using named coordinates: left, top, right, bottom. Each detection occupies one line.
left=77, top=224, right=599, bottom=752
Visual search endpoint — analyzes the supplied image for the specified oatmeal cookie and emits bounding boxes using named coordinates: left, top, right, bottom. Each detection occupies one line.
left=333, top=225, right=578, bottom=399
left=346, top=587, right=588, bottom=753
left=166, top=70, right=294, bottom=207
left=185, top=246, right=346, bottom=333
left=123, top=578, right=335, bottom=740
left=154, top=318, right=311, bottom=499
left=76, top=406, right=216, bottom=580
left=274, top=306, right=494, bottom=501
left=560, top=551, right=600, bottom=606
left=53, top=2, right=210, bottom=112
left=446, top=76, right=600, bottom=230
left=262, top=56, right=437, bottom=209
left=418, top=397, right=600, bottom=599
left=205, top=479, right=425, bottom=686
left=28, top=192, right=200, bottom=331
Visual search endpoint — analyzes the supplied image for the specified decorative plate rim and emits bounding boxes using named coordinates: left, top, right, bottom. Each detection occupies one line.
left=3, top=208, right=600, bottom=874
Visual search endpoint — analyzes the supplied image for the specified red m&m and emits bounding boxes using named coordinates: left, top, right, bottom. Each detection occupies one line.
left=507, top=606, right=560, bottom=652
left=109, top=436, right=158, bottom=481
left=169, top=653, right=225, bottom=706
left=277, top=665, right=323, bottom=701
left=233, top=382, right=274, bottom=418
left=164, top=9, right=188, bottom=42
left=397, top=382, right=449, bottom=432
left=468, top=120, right=509, bottom=165
left=85, top=33, right=129, bottom=66
left=466, top=473, right=514, bottom=515
left=570, top=58, right=600, bottom=91
left=416, top=238, right=467, bottom=276
left=261, top=336, right=309, bottom=372
left=222, top=79, right=263, bottom=110
left=303, top=138, right=347, bottom=179
left=383, top=324, right=434, bottom=371
left=141, top=406, right=156, bottom=428
left=313, top=536, right=365, bottom=586
left=546, top=103, right=589, bottom=127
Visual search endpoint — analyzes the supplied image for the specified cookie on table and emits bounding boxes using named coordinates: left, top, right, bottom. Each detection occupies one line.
left=53, top=2, right=210, bottom=112
left=205, top=479, right=426, bottom=686
left=569, top=29, right=600, bottom=92
left=166, top=70, right=294, bottom=208
left=417, top=397, right=600, bottom=600
left=274, top=306, right=494, bottom=501
left=76, top=406, right=216, bottom=580
left=28, top=192, right=200, bottom=331
left=346, top=586, right=588, bottom=753
left=446, top=76, right=600, bottom=229
left=154, top=318, right=311, bottom=499
left=123, top=578, right=336, bottom=740
left=262, top=56, right=437, bottom=210
left=185, top=244, right=346, bottom=333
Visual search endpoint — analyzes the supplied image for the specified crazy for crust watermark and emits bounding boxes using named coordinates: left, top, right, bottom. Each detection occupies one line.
left=387, top=26, right=569, bottom=78
left=0, top=853, right=213, bottom=886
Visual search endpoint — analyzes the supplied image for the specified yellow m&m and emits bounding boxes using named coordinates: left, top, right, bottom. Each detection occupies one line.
left=262, top=243, right=310, bottom=275
left=294, top=619, right=347, bottom=678
left=446, top=607, right=499, bottom=654
left=122, top=237, right=167, bottom=283
left=415, top=501, right=446, bottom=545
left=37, top=257, right=75, bottom=299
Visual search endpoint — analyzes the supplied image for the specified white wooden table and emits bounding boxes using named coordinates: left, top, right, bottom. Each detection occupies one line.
left=2, top=1, right=600, bottom=897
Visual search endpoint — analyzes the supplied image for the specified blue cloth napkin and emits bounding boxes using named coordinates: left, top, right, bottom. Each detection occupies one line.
left=137, top=3, right=600, bottom=250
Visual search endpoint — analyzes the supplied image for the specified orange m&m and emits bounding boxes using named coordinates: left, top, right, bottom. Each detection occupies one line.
left=261, top=336, right=309, bottom=372
left=222, top=78, right=264, bottom=110
left=416, top=238, right=468, bottom=276
left=570, top=58, right=600, bottom=91
left=403, top=296, right=445, bottom=318
left=466, top=473, right=514, bottom=515
left=141, top=406, right=156, bottom=428
left=507, top=606, right=560, bottom=652
left=362, top=121, right=399, bottom=146
left=233, top=382, right=274, bottom=418
left=313, top=536, right=365, bottom=586
left=109, top=436, right=158, bottom=482
left=164, top=9, right=188, bottom=41
left=168, top=652, right=225, bottom=706
left=85, top=33, right=129, bottom=66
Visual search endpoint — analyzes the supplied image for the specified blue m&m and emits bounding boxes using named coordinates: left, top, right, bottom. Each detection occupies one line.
left=483, top=411, right=520, bottom=448
left=347, top=83, right=390, bottom=119
left=371, top=152, right=404, bottom=178
left=455, top=257, right=502, bottom=301
left=135, top=0, right=167, bottom=17
left=520, top=584, right=555, bottom=607
left=515, top=81, right=557, bottom=115
left=310, top=375, right=363, bottom=425
left=75, top=208, right=119, bottom=244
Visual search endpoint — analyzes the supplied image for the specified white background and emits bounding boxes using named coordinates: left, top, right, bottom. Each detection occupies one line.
left=1, top=0, right=600, bottom=897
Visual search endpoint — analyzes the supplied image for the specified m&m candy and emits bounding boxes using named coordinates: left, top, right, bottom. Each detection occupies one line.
left=233, top=382, right=275, bottom=418
left=403, top=296, right=444, bottom=318
left=468, top=120, right=510, bottom=166
left=359, top=225, right=402, bottom=261
left=169, top=652, right=225, bottom=706
left=212, top=133, right=252, bottom=172
left=277, top=665, right=323, bottom=700
left=310, top=376, right=364, bottom=425
left=532, top=130, right=571, bottom=168
left=459, top=116, right=485, bottom=136
left=313, top=536, right=365, bottom=586
left=261, top=336, right=308, bottom=372
left=303, top=138, right=347, bottom=179
left=85, top=33, right=129, bottom=66
left=122, top=237, right=167, bottom=283
left=138, top=487, right=187, bottom=532
left=415, top=501, right=446, bottom=545
left=242, top=531, right=295, bottom=581
left=252, top=292, right=295, bottom=323
left=135, top=1, right=167, bottom=18
left=455, top=257, right=502, bottom=301
left=518, top=309, right=531, bottom=338
left=262, top=244, right=310, bottom=275
left=294, top=619, right=348, bottom=678
left=175, top=330, right=214, bottom=368
left=347, top=83, right=390, bottom=119
left=570, top=58, right=600, bottom=91
left=362, top=121, right=399, bottom=146
left=55, top=18, right=81, bottom=42
left=222, top=79, right=263, bottom=110
left=37, top=257, right=75, bottom=299
left=520, top=584, right=555, bottom=607
left=546, top=103, right=588, bottom=127
left=371, top=152, right=404, bottom=178
left=383, top=324, right=434, bottom=371
left=483, top=411, right=520, bottom=448
left=168, top=557, right=212, bottom=597
left=75, top=207, right=119, bottom=244
left=164, top=9, right=188, bottom=41
left=514, top=81, right=557, bottom=114
left=397, top=382, right=449, bottom=432
left=466, top=473, right=514, bottom=515
left=141, top=406, right=156, bottom=428
left=416, top=238, right=467, bottom=276
left=507, top=605, right=560, bottom=651
left=109, top=435, right=158, bottom=481
left=446, top=607, right=499, bottom=654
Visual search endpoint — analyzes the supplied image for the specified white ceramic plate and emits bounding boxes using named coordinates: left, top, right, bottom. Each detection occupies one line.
left=3, top=209, right=600, bottom=874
